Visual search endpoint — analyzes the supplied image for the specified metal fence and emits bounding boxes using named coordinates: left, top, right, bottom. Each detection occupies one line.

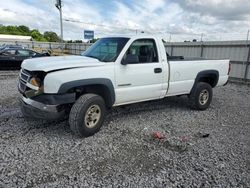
left=1, top=40, right=249, bottom=81
left=0, top=40, right=91, bottom=55
left=164, top=41, right=250, bottom=81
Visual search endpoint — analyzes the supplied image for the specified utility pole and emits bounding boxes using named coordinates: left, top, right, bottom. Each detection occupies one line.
left=200, top=33, right=204, bottom=57
left=247, top=29, right=250, bottom=41
left=55, top=0, right=63, bottom=42
left=244, top=29, right=250, bottom=81
left=200, top=33, right=204, bottom=42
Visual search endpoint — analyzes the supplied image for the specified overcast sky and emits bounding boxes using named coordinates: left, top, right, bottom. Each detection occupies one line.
left=0, top=0, right=250, bottom=41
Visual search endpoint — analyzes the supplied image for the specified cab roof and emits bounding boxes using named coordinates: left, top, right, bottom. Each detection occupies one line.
left=103, top=34, right=163, bottom=40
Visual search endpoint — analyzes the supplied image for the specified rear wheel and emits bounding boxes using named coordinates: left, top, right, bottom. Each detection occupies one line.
left=69, top=93, right=106, bottom=137
left=189, top=82, right=213, bottom=110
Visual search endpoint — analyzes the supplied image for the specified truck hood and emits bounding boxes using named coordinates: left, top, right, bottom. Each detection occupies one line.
left=21, top=55, right=105, bottom=72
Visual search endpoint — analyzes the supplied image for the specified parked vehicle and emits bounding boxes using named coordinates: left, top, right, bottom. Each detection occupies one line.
left=0, top=48, right=50, bottom=69
left=0, top=44, right=24, bottom=50
left=18, top=35, right=230, bottom=136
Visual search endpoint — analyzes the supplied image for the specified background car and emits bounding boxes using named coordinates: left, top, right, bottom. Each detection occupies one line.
left=0, top=44, right=24, bottom=50
left=0, top=48, right=50, bottom=69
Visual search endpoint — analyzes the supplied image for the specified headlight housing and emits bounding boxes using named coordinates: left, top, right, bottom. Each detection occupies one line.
left=25, top=77, right=44, bottom=97
left=30, top=77, right=41, bottom=87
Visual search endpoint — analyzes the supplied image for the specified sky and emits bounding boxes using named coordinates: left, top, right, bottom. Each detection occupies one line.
left=0, top=0, right=250, bottom=41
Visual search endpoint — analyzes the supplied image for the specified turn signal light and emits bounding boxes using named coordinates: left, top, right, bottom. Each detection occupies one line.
left=30, top=77, right=41, bottom=87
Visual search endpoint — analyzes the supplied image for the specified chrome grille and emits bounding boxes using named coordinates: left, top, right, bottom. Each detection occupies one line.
left=18, top=69, right=31, bottom=93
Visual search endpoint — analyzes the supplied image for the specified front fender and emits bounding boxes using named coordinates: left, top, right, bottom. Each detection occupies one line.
left=58, top=78, right=115, bottom=107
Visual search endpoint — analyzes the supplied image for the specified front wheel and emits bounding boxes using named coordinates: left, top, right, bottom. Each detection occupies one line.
left=69, top=93, right=106, bottom=137
left=189, top=82, right=213, bottom=110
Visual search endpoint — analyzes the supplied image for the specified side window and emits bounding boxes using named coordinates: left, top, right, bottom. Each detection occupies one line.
left=16, top=50, right=30, bottom=56
left=126, top=39, right=158, bottom=63
left=29, top=51, right=36, bottom=56
left=1, top=49, right=16, bottom=56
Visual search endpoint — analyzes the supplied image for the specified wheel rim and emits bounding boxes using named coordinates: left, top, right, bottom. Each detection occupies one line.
left=84, top=104, right=101, bottom=128
left=199, top=89, right=209, bottom=105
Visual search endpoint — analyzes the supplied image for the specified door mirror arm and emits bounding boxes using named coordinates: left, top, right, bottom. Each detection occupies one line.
left=121, top=58, right=127, bottom=65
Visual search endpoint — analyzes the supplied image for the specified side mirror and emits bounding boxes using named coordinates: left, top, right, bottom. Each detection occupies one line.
left=121, top=54, right=139, bottom=65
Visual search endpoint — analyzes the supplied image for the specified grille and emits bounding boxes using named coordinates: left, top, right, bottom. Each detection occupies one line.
left=18, top=69, right=31, bottom=93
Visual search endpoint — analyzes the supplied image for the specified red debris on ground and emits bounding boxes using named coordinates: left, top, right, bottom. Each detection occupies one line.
left=152, top=132, right=165, bottom=139
left=180, top=136, right=189, bottom=142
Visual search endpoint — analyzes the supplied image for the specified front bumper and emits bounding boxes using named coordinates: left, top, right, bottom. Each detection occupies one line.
left=20, top=92, right=75, bottom=120
left=21, top=97, right=66, bottom=120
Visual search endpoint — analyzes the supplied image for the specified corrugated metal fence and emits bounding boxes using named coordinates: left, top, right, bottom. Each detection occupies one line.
left=165, top=41, right=250, bottom=81
left=1, top=40, right=249, bottom=81
left=0, top=40, right=90, bottom=55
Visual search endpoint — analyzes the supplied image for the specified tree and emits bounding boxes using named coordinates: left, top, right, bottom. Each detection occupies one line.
left=17, top=25, right=30, bottom=35
left=44, top=31, right=60, bottom=42
left=31, top=30, right=47, bottom=42
left=89, top=38, right=99, bottom=43
left=75, top=40, right=83, bottom=43
left=5, top=25, right=17, bottom=35
left=0, top=24, right=76, bottom=42
left=0, top=25, right=31, bottom=36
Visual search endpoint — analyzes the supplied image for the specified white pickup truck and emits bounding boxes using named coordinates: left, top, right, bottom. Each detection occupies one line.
left=18, top=35, right=230, bottom=136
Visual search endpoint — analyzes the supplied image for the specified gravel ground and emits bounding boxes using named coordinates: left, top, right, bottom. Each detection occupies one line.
left=0, top=71, right=249, bottom=187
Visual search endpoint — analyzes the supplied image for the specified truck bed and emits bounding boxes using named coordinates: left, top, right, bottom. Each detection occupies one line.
left=167, top=53, right=208, bottom=61
left=166, top=59, right=229, bottom=97
left=169, top=56, right=208, bottom=61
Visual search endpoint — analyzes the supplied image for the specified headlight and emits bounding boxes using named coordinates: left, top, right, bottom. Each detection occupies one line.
left=30, top=77, right=41, bottom=87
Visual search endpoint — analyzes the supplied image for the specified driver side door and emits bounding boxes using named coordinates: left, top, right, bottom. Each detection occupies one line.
left=114, top=38, right=164, bottom=105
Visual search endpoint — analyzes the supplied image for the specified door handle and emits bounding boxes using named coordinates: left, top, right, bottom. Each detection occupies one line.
left=154, top=68, right=162, bottom=73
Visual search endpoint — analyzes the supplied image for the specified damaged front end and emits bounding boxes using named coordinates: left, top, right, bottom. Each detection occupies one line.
left=18, top=69, right=45, bottom=98
left=18, top=69, right=74, bottom=120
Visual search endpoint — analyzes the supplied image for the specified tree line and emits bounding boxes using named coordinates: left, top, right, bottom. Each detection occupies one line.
left=0, top=25, right=99, bottom=43
left=0, top=25, right=61, bottom=42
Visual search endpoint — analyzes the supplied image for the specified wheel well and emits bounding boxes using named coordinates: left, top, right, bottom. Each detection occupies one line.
left=195, top=70, right=219, bottom=88
left=197, top=74, right=218, bottom=87
left=73, top=84, right=114, bottom=108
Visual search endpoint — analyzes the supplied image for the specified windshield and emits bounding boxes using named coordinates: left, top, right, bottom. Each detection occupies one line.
left=82, top=37, right=129, bottom=62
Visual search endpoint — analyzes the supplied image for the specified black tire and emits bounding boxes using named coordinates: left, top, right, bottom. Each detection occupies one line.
left=189, top=82, right=213, bottom=110
left=69, top=93, right=106, bottom=137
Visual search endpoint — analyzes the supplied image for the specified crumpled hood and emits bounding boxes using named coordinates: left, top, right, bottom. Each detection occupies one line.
left=21, top=55, right=105, bottom=72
